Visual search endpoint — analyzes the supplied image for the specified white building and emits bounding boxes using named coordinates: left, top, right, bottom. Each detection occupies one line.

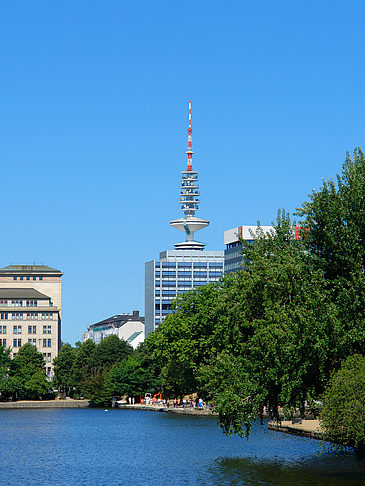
left=81, top=311, right=145, bottom=349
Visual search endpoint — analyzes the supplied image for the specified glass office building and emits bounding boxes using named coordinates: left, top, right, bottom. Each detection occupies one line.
left=224, top=225, right=274, bottom=273
left=145, top=250, right=224, bottom=336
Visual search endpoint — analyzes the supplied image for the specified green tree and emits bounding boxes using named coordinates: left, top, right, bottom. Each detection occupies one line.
left=297, top=148, right=365, bottom=356
left=24, top=372, right=51, bottom=400
left=81, top=368, right=110, bottom=407
left=89, top=335, right=133, bottom=370
left=53, top=344, right=76, bottom=393
left=71, top=339, right=96, bottom=389
left=10, top=344, right=50, bottom=400
left=320, top=354, right=365, bottom=452
left=14, top=343, right=45, bottom=375
left=107, top=355, right=159, bottom=399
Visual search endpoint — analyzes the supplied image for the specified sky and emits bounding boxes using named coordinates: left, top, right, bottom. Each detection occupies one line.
left=1, top=1, right=365, bottom=344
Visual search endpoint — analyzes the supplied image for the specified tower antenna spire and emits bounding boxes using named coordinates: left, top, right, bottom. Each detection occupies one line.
left=170, top=100, right=209, bottom=250
left=187, top=100, right=193, bottom=171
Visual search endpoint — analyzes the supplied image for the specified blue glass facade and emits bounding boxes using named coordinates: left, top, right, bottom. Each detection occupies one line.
left=145, top=250, right=224, bottom=336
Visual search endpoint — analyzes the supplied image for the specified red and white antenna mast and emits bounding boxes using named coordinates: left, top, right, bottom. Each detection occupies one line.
left=186, top=100, right=193, bottom=171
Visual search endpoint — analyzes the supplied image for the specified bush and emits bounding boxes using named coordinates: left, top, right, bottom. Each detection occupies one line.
left=320, top=354, right=365, bottom=452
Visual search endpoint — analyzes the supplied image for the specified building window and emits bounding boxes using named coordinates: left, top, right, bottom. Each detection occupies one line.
left=0, top=300, right=8, bottom=306
left=33, top=276, right=36, bottom=280
left=26, top=276, right=30, bottom=280
left=12, top=313, right=23, bottom=320
left=11, top=300, right=23, bottom=307
left=13, top=338, right=22, bottom=348
left=43, top=338, right=51, bottom=348
left=0, top=326, right=6, bottom=334
left=28, top=325, right=37, bottom=334
left=20, top=276, right=23, bottom=280
left=41, top=313, right=52, bottom=320
left=27, top=312, right=38, bottom=320
left=0, top=313, right=8, bottom=320
left=0, top=338, right=6, bottom=347
left=13, top=325, right=22, bottom=334
left=28, top=338, right=37, bottom=346
left=26, top=300, right=37, bottom=307
left=43, top=325, right=51, bottom=334
left=39, top=276, right=43, bottom=281
left=13, top=277, right=17, bottom=280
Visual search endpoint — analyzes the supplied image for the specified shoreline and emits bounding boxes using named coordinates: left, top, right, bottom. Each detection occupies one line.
left=117, top=403, right=218, bottom=416
left=268, top=419, right=322, bottom=440
left=0, top=399, right=90, bottom=409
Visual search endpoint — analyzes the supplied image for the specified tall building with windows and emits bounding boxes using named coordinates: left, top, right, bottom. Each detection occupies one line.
left=0, top=265, right=63, bottom=376
left=145, top=101, right=224, bottom=336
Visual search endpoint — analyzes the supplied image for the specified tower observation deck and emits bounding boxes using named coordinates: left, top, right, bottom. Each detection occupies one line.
left=170, top=101, right=209, bottom=250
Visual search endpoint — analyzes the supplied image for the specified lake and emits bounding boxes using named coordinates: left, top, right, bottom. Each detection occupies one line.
left=0, top=408, right=364, bottom=485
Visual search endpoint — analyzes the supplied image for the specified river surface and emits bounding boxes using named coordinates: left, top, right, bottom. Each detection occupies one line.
left=0, top=408, right=364, bottom=485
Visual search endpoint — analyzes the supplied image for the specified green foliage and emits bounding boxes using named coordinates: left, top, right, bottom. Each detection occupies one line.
left=88, top=335, right=133, bottom=370
left=53, top=344, right=76, bottom=391
left=24, top=372, right=51, bottom=400
left=1, top=344, right=51, bottom=400
left=0, top=345, right=11, bottom=378
left=81, top=368, right=110, bottom=407
left=107, top=355, right=159, bottom=398
left=320, top=354, right=365, bottom=452
left=297, top=148, right=365, bottom=356
left=14, top=343, right=45, bottom=375
left=71, top=339, right=96, bottom=386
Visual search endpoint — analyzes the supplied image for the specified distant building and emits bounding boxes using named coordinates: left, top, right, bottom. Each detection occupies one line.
left=224, top=225, right=274, bottom=273
left=81, top=310, right=145, bottom=349
left=0, top=264, right=63, bottom=377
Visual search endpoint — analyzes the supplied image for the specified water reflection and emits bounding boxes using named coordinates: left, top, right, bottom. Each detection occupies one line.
left=210, top=455, right=365, bottom=486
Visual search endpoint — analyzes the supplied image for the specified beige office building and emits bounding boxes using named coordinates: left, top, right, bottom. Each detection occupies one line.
left=0, top=265, right=63, bottom=377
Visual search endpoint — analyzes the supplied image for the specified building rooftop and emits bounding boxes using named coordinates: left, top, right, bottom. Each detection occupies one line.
left=89, top=311, right=145, bottom=330
left=0, top=265, right=63, bottom=275
left=0, top=288, right=51, bottom=299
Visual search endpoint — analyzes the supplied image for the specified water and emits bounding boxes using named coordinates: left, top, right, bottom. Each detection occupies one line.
left=0, top=409, right=364, bottom=485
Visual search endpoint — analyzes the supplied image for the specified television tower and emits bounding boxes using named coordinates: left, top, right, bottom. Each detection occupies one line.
left=170, top=100, right=209, bottom=250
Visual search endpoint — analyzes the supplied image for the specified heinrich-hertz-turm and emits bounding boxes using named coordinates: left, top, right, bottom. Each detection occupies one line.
left=145, top=101, right=224, bottom=336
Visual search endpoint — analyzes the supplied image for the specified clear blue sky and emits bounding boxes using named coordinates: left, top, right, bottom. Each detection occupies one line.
left=1, top=1, right=364, bottom=344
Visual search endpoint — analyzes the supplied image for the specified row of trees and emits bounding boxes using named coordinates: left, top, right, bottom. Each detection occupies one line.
left=145, top=148, right=365, bottom=447
left=53, top=335, right=160, bottom=405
